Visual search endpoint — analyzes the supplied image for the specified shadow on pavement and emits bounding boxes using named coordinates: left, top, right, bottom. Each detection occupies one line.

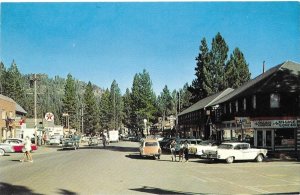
left=125, top=153, right=155, bottom=160
left=0, top=182, right=42, bottom=195
left=57, top=189, right=78, bottom=195
left=129, top=186, right=200, bottom=194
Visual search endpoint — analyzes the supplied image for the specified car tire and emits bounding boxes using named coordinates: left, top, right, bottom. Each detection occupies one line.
left=226, top=156, right=234, bottom=164
left=0, top=149, right=5, bottom=156
left=256, top=154, right=264, bottom=162
left=158, top=155, right=160, bottom=160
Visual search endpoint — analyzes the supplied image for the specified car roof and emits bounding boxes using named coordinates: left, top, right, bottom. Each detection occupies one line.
left=220, top=142, right=249, bottom=145
left=143, top=139, right=159, bottom=142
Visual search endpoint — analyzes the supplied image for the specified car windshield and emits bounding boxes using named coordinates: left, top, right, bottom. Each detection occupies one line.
left=218, top=144, right=233, bottom=149
left=145, top=142, right=158, bottom=147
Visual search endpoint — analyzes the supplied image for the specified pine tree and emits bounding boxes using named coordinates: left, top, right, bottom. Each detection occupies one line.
left=158, top=85, right=173, bottom=122
left=109, top=80, right=123, bottom=130
left=131, top=70, right=157, bottom=132
left=225, top=48, right=251, bottom=88
left=0, top=62, right=6, bottom=94
left=180, top=83, right=193, bottom=111
left=211, top=32, right=229, bottom=92
left=62, top=74, right=77, bottom=129
left=188, top=38, right=213, bottom=102
left=3, top=60, right=25, bottom=105
left=99, top=89, right=111, bottom=131
left=122, top=88, right=132, bottom=130
left=83, top=82, right=99, bottom=134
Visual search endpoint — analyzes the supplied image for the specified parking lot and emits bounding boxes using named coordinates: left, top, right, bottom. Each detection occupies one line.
left=1, top=141, right=300, bottom=194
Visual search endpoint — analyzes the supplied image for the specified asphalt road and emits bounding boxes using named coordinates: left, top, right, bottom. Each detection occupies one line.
left=1, top=141, right=300, bottom=195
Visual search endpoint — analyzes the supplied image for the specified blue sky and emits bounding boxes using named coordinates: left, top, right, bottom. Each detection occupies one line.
left=1, top=2, right=300, bottom=95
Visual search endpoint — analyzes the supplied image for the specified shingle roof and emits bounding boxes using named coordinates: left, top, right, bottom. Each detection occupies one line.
left=16, top=103, right=27, bottom=114
left=0, top=94, right=27, bottom=114
left=178, top=88, right=234, bottom=116
left=212, top=61, right=300, bottom=105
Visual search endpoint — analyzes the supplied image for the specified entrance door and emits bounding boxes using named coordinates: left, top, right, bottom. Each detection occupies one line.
left=256, top=130, right=273, bottom=149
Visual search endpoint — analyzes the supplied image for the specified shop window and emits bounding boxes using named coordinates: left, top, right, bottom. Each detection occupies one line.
left=270, top=93, right=280, bottom=108
left=274, top=129, right=295, bottom=147
left=243, top=98, right=246, bottom=111
left=229, top=103, right=232, bottom=113
left=252, top=95, right=256, bottom=109
left=235, top=100, right=238, bottom=112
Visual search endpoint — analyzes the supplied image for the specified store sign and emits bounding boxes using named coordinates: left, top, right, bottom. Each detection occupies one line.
left=251, top=119, right=297, bottom=129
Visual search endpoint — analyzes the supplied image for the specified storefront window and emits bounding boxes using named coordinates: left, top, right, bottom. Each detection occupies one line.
left=243, top=98, right=247, bottom=111
left=274, top=129, right=295, bottom=147
left=235, top=100, right=238, bottom=112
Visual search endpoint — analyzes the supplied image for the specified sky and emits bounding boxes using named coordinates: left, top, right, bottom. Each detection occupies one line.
left=1, top=2, right=300, bottom=95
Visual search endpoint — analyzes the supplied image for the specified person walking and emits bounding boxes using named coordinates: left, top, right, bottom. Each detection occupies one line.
left=170, top=139, right=177, bottom=162
left=102, top=133, right=107, bottom=148
left=20, top=136, right=33, bottom=163
left=183, top=140, right=189, bottom=162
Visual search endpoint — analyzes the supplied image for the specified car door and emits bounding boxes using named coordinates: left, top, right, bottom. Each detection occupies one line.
left=233, top=144, right=244, bottom=160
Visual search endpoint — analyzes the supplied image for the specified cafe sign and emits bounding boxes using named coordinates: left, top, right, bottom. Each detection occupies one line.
left=251, top=119, right=297, bottom=129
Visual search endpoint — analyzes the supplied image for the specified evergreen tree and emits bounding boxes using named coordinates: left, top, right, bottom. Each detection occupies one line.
left=99, top=89, right=111, bottom=131
left=122, top=88, right=132, bottom=129
left=131, top=70, right=157, bottom=132
left=109, top=80, right=123, bottom=130
left=188, top=38, right=213, bottom=102
left=158, top=85, right=173, bottom=121
left=225, top=48, right=251, bottom=88
left=83, top=82, right=99, bottom=134
left=3, top=60, right=25, bottom=105
left=211, top=32, right=229, bottom=92
left=0, top=62, right=6, bottom=94
left=62, top=74, right=77, bottom=129
left=180, top=83, right=193, bottom=111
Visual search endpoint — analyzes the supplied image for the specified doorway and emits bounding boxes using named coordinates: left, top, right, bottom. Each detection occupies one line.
left=256, top=129, right=274, bottom=149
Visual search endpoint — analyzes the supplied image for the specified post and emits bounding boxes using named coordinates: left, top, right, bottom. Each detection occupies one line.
left=34, top=74, right=37, bottom=145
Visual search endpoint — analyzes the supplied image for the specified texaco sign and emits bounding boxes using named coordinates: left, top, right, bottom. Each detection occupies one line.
left=45, top=112, right=54, bottom=122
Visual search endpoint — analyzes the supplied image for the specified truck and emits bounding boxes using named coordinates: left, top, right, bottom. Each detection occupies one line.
left=108, top=130, right=119, bottom=143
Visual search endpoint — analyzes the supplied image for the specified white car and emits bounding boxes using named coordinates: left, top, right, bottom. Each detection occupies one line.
left=0, top=143, right=15, bottom=156
left=194, top=140, right=218, bottom=157
left=202, top=142, right=268, bottom=163
left=49, top=137, right=60, bottom=145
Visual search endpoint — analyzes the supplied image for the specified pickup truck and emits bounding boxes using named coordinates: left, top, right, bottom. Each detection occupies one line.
left=202, top=142, right=267, bottom=163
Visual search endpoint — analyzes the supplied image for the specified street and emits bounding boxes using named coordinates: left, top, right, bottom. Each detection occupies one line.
left=1, top=141, right=300, bottom=195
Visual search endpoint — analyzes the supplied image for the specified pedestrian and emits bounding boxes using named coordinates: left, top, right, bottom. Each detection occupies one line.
left=183, top=140, right=189, bottom=162
left=178, top=141, right=184, bottom=162
left=20, top=136, right=33, bottom=163
left=102, top=133, right=107, bottom=148
left=170, top=139, right=177, bottom=161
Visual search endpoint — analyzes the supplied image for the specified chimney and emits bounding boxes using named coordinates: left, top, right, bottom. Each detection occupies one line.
left=263, top=61, right=265, bottom=74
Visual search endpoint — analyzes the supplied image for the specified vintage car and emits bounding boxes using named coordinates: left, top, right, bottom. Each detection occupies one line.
left=194, top=140, right=219, bottom=157
left=202, top=142, right=268, bottom=163
left=4, top=138, right=38, bottom=152
left=139, top=138, right=161, bottom=160
left=62, top=135, right=81, bottom=150
left=0, top=143, right=15, bottom=156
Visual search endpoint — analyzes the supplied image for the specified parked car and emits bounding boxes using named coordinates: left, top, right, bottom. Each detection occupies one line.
left=49, top=137, right=60, bottom=145
left=62, top=135, right=81, bottom=150
left=202, top=142, right=268, bottom=163
left=139, top=138, right=161, bottom=160
left=88, top=136, right=100, bottom=146
left=0, top=143, right=15, bottom=156
left=4, top=138, right=38, bottom=152
left=159, top=137, right=173, bottom=149
left=163, top=138, right=202, bottom=155
left=194, top=140, right=219, bottom=157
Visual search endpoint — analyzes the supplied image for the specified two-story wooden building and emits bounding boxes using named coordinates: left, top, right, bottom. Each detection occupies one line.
left=210, top=61, right=300, bottom=154
left=0, top=94, right=27, bottom=141
left=178, top=88, right=234, bottom=139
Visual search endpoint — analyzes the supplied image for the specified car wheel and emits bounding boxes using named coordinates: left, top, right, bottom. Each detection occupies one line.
left=256, top=154, right=264, bottom=162
left=226, top=156, right=234, bottom=164
left=158, top=155, right=160, bottom=160
left=0, top=149, right=5, bottom=156
left=153, top=156, right=157, bottom=160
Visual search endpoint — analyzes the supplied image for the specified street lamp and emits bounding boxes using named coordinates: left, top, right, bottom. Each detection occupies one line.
left=143, top=119, right=147, bottom=136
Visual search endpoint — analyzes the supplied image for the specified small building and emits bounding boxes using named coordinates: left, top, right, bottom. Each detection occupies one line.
left=0, top=94, right=27, bottom=141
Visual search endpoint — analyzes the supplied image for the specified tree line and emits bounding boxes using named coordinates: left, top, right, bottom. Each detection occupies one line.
left=0, top=32, right=251, bottom=135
